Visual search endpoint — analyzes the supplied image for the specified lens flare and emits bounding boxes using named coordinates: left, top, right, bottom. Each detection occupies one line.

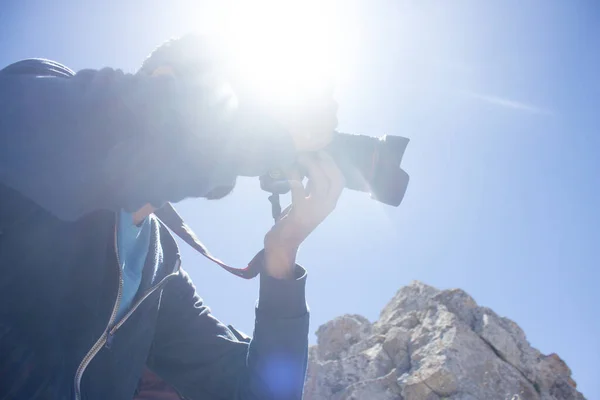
left=215, top=0, right=346, bottom=106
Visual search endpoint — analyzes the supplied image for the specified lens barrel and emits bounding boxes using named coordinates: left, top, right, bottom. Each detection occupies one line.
left=326, top=133, right=410, bottom=206
left=260, top=132, right=410, bottom=207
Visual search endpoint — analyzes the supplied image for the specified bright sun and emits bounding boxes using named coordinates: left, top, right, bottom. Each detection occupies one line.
left=213, top=0, right=348, bottom=106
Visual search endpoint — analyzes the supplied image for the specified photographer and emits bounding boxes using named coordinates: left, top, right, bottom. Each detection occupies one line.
left=0, top=35, right=342, bottom=400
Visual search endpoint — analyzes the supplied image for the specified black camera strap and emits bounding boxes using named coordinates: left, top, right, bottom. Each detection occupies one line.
left=155, top=201, right=280, bottom=279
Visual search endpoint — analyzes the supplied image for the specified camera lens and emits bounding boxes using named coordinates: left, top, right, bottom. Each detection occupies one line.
left=326, top=133, right=410, bottom=206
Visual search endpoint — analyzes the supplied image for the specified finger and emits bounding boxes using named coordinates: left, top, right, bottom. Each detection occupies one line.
left=305, top=177, right=315, bottom=197
left=298, top=154, right=330, bottom=198
left=317, top=151, right=345, bottom=202
left=284, top=166, right=309, bottom=196
left=288, top=180, right=306, bottom=206
left=279, top=204, right=292, bottom=219
left=317, top=151, right=343, bottom=183
left=285, top=166, right=303, bottom=183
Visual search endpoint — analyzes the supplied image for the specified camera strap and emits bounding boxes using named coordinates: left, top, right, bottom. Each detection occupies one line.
left=155, top=202, right=269, bottom=279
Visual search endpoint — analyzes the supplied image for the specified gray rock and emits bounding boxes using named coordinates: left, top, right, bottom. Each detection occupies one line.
left=336, top=369, right=402, bottom=400
left=382, top=327, right=411, bottom=373
left=304, top=282, right=586, bottom=400
left=315, top=315, right=372, bottom=361
left=375, top=281, right=439, bottom=333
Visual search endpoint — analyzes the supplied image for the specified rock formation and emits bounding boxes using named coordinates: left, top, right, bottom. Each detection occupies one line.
left=304, top=281, right=585, bottom=400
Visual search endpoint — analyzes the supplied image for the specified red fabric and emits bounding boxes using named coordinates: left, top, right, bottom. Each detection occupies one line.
left=134, top=368, right=182, bottom=400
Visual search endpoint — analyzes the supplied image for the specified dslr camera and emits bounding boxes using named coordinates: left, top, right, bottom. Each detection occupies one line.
left=260, top=132, right=410, bottom=207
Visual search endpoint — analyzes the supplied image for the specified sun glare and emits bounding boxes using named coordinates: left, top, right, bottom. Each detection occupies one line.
left=214, top=0, right=347, bottom=106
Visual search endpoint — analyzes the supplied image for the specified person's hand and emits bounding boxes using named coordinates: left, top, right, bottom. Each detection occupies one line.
left=263, top=151, right=345, bottom=279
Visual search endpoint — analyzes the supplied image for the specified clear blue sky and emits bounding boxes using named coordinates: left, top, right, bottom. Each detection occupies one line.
left=2, top=0, right=598, bottom=397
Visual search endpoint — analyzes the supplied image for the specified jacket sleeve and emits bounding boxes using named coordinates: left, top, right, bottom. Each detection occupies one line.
left=0, top=68, right=295, bottom=221
left=146, top=265, right=310, bottom=400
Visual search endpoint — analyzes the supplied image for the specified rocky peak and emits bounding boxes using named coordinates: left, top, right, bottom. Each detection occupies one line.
left=304, top=281, right=585, bottom=400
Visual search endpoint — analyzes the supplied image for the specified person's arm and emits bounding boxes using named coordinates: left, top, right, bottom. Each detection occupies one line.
left=146, top=153, right=344, bottom=400
left=0, top=66, right=295, bottom=221
left=147, top=264, right=310, bottom=400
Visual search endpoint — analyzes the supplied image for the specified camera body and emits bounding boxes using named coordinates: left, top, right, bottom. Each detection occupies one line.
left=260, top=132, right=410, bottom=207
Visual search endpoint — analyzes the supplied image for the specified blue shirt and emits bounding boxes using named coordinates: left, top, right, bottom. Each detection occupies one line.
left=115, top=210, right=151, bottom=320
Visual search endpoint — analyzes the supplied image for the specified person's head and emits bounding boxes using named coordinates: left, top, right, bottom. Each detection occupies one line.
left=138, top=34, right=229, bottom=79
left=140, top=35, right=238, bottom=201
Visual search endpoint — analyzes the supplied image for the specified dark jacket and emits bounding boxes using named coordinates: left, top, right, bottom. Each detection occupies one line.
left=0, top=59, right=309, bottom=400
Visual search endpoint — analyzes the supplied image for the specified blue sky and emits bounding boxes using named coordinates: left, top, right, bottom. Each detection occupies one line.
left=2, top=0, right=598, bottom=397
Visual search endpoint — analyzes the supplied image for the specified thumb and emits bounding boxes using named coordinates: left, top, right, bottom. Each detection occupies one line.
left=288, top=180, right=306, bottom=205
